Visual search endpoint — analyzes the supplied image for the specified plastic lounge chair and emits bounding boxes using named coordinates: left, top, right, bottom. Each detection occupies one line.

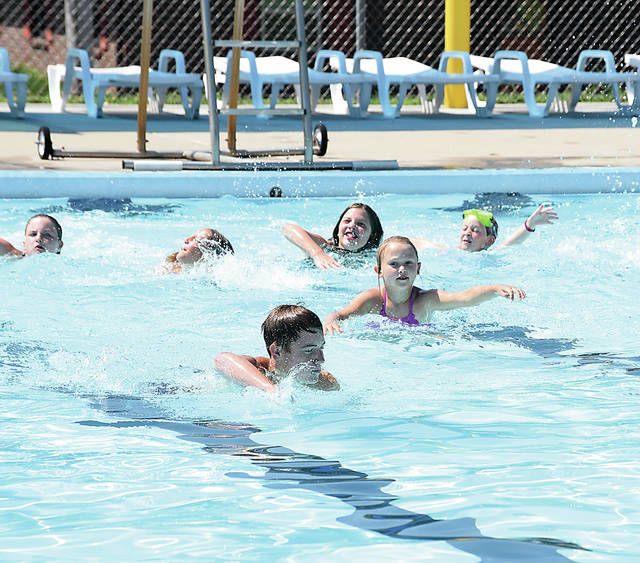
left=570, top=50, right=640, bottom=113
left=470, top=51, right=576, bottom=117
left=0, top=47, right=28, bottom=117
left=47, top=48, right=203, bottom=118
left=624, top=53, right=640, bottom=106
left=328, top=50, right=496, bottom=118
left=472, top=50, right=640, bottom=117
left=208, top=50, right=369, bottom=116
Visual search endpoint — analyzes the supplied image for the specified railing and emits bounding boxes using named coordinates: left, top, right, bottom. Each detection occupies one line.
left=1, top=0, right=638, bottom=103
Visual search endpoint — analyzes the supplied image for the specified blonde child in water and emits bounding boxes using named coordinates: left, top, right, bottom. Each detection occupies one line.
left=163, top=228, right=233, bottom=273
left=323, top=236, right=526, bottom=334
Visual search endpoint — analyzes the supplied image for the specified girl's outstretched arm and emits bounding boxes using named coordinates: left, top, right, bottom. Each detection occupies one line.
left=0, top=238, right=21, bottom=257
left=493, top=204, right=558, bottom=250
left=324, top=288, right=381, bottom=335
left=410, top=236, right=448, bottom=251
left=431, top=284, right=526, bottom=311
left=214, top=352, right=276, bottom=393
left=282, top=223, right=342, bottom=269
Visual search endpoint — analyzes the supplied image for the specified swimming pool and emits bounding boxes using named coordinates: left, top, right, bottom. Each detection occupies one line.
left=1, top=186, right=639, bottom=560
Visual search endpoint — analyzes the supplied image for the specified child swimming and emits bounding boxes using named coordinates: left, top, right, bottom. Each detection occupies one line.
left=215, top=305, right=339, bottom=393
left=323, top=236, right=526, bottom=334
left=411, top=203, right=558, bottom=253
left=282, top=202, right=383, bottom=269
left=164, top=228, right=233, bottom=273
left=0, top=215, right=63, bottom=257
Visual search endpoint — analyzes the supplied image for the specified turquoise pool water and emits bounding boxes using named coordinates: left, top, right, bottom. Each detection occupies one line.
left=1, top=192, right=639, bottom=561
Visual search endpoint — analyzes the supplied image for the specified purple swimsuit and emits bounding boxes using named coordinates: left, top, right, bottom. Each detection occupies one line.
left=380, top=288, right=420, bottom=326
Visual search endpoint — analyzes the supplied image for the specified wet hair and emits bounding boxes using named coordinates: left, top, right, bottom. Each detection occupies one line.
left=262, top=305, right=323, bottom=355
left=486, top=218, right=499, bottom=239
left=199, top=229, right=234, bottom=256
left=25, top=215, right=62, bottom=240
left=331, top=203, right=383, bottom=252
left=166, top=228, right=234, bottom=263
left=376, top=236, right=419, bottom=271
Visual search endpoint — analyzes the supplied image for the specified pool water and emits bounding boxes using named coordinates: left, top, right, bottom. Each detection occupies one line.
left=1, top=193, right=639, bottom=561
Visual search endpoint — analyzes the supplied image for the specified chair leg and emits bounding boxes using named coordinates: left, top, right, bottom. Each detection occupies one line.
left=416, top=84, right=430, bottom=114
left=328, top=83, right=348, bottom=114
left=14, top=81, right=27, bottom=116
left=610, top=82, right=623, bottom=110
left=433, top=84, right=445, bottom=114
left=48, top=65, right=64, bottom=112
left=568, top=82, right=581, bottom=112
left=395, top=83, right=410, bottom=115
left=155, top=86, right=167, bottom=113
left=358, top=83, right=373, bottom=116
left=189, top=83, right=202, bottom=119
left=93, top=85, right=106, bottom=118
left=270, top=82, right=283, bottom=109
left=377, top=81, right=397, bottom=118
left=625, top=79, right=636, bottom=107
left=62, top=70, right=75, bottom=112
left=483, top=82, right=498, bottom=115
left=3, top=81, right=21, bottom=116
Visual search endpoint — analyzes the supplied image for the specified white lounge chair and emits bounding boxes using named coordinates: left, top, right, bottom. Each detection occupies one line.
left=328, top=50, right=497, bottom=118
left=47, top=48, right=203, bottom=118
left=471, top=49, right=640, bottom=117
left=0, top=47, right=28, bottom=117
left=208, top=50, right=370, bottom=115
left=623, top=53, right=640, bottom=106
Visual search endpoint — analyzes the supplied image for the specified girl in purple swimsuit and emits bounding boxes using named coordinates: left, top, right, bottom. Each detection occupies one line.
left=323, top=236, right=527, bottom=334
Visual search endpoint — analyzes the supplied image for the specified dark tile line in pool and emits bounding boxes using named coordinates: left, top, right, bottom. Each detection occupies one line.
left=78, top=395, right=585, bottom=560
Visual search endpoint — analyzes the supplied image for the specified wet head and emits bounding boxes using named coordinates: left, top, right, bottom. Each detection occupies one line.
left=376, top=237, right=421, bottom=289
left=275, top=328, right=325, bottom=382
left=262, top=304, right=325, bottom=382
left=332, top=203, right=383, bottom=252
left=23, top=215, right=63, bottom=255
left=176, top=228, right=233, bottom=265
left=458, top=210, right=497, bottom=252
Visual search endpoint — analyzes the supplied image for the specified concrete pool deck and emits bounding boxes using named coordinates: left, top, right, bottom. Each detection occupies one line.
left=1, top=101, right=639, bottom=171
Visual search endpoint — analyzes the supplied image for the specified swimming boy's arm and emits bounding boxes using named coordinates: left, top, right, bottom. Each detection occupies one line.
left=410, top=236, right=448, bottom=251
left=281, top=223, right=342, bottom=269
left=0, top=238, right=22, bottom=257
left=429, top=284, right=526, bottom=311
left=214, top=352, right=276, bottom=393
left=493, top=204, right=558, bottom=250
left=324, top=288, right=380, bottom=334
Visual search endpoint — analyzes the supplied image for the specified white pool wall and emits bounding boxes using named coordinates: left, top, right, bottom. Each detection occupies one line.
left=1, top=167, right=639, bottom=198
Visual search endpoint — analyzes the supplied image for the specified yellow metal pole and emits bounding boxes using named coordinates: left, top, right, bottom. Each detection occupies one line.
left=137, top=0, right=153, bottom=152
left=444, top=0, right=470, bottom=108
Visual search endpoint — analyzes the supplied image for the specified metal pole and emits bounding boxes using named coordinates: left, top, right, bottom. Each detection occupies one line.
left=355, top=0, right=365, bottom=51
left=137, top=0, right=153, bottom=152
left=294, top=0, right=313, bottom=164
left=200, top=0, right=220, bottom=165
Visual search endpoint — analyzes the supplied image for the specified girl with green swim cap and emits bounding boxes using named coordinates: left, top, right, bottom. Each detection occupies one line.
left=411, top=203, right=558, bottom=253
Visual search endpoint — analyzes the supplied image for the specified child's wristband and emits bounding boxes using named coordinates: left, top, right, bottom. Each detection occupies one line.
left=524, top=219, right=535, bottom=232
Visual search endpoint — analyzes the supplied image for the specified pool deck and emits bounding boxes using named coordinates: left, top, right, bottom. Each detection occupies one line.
left=1, top=101, right=639, bottom=171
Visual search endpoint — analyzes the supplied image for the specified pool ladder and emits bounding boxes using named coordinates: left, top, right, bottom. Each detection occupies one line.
left=199, top=0, right=317, bottom=165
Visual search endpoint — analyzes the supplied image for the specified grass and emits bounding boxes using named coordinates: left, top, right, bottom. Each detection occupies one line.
left=0, top=64, right=629, bottom=106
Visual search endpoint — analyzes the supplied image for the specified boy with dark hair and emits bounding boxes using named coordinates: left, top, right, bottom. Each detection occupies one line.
left=215, top=305, right=339, bottom=393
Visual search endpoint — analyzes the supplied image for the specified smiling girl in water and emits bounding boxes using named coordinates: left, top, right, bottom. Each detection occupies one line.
left=323, top=236, right=525, bottom=334
left=282, top=203, right=383, bottom=269
left=0, top=215, right=63, bottom=257
left=412, top=204, right=558, bottom=253
left=164, top=228, right=234, bottom=273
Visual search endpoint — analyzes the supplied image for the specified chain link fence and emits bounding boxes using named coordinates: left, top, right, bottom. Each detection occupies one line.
left=1, top=0, right=639, bottom=104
